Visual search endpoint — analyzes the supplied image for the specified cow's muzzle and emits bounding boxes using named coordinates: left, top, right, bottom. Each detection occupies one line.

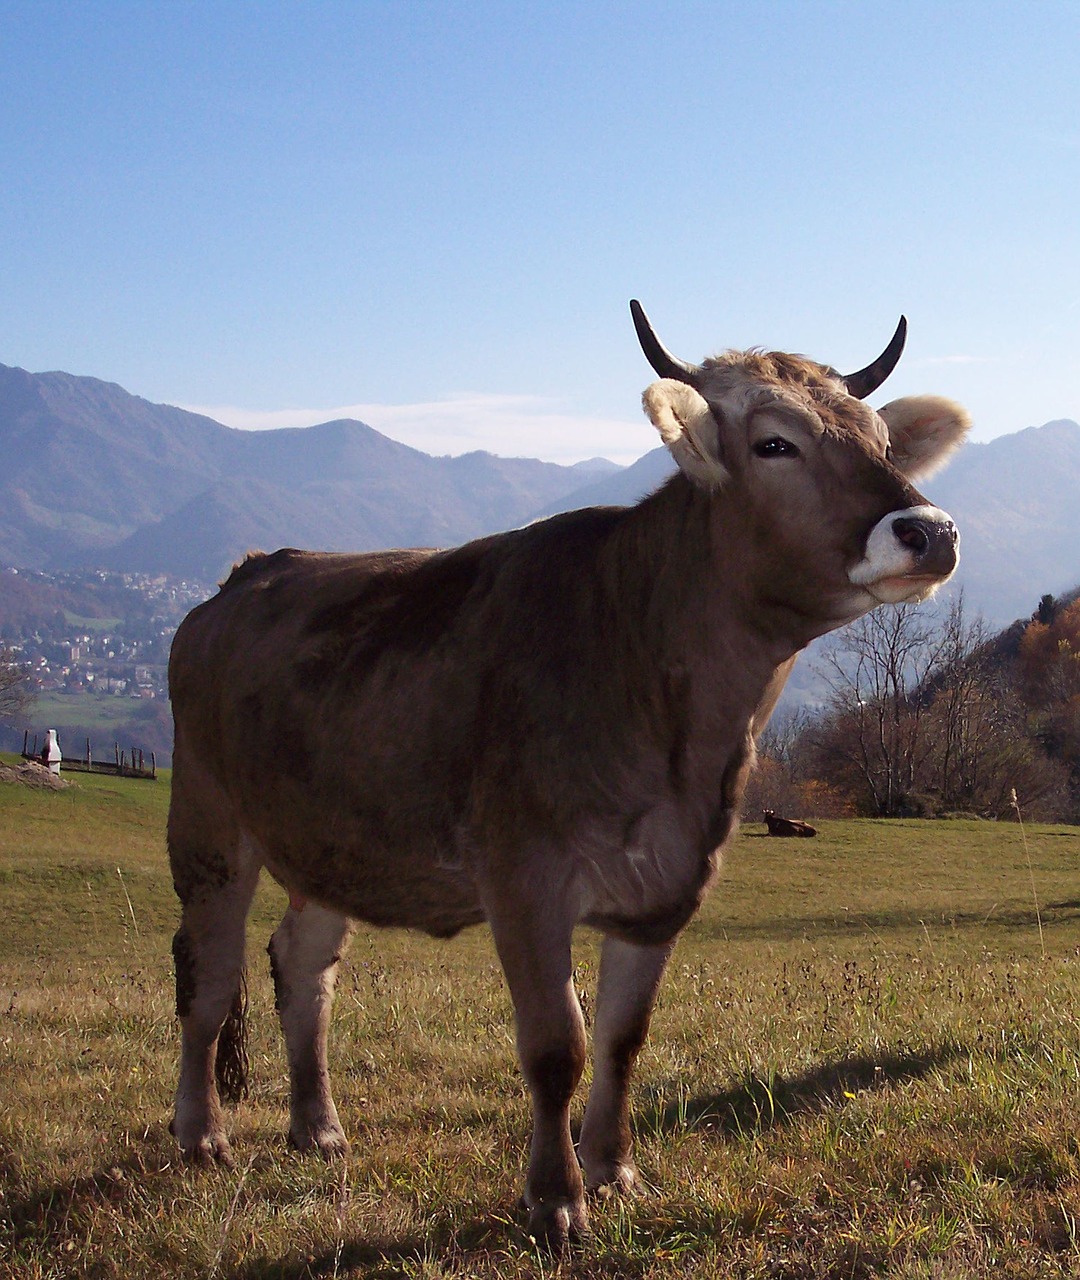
left=849, top=503, right=960, bottom=604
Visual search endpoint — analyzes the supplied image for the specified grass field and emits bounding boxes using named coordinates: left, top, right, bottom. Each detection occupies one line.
left=62, top=613, right=123, bottom=633
left=27, top=692, right=148, bottom=740
left=2, top=755, right=1080, bottom=1278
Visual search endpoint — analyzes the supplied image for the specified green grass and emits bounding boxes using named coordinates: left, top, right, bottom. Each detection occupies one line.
left=2, top=752, right=1080, bottom=1278
left=28, top=692, right=151, bottom=740
left=63, top=612, right=123, bottom=632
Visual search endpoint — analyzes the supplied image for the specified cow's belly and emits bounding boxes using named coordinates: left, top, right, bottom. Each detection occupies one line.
left=248, top=827, right=487, bottom=940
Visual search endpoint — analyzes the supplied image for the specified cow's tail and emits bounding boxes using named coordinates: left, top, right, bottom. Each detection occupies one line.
left=215, top=971, right=250, bottom=1103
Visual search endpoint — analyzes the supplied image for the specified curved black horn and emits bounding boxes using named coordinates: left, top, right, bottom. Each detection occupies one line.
left=843, top=316, right=908, bottom=400
left=629, top=300, right=702, bottom=386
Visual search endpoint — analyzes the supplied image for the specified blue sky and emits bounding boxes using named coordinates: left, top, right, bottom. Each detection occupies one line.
left=3, top=1, right=1080, bottom=463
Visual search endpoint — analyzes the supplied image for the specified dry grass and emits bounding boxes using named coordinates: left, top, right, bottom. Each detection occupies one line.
left=2, top=755, right=1080, bottom=1277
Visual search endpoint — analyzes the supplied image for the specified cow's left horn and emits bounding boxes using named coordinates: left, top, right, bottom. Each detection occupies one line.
left=630, top=300, right=702, bottom=386
left=843, top=316, right=908, bottom=400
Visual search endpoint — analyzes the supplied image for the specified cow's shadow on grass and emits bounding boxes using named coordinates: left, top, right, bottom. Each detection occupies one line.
left=2, top=1152, right=179, bottom=1259
left=228, top=1220, right=516, bottom=1280
left=637, top=1042, right=962, bottom=1142
left=227, top=1046, right=966, bottom=1276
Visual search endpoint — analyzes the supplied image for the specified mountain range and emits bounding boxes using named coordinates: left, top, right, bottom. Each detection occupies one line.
left=0, top=362, right=615, bottom=582
left=1, top=360, right=1077, bottom=627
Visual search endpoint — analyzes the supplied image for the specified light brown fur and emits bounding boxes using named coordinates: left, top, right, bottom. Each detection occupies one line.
left=167, top=332, right=969, bottom=1247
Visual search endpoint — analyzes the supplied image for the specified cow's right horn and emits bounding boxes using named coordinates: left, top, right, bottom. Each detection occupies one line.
left=630, top=300, right=702, bottom=386
left=843, top=316, right=908, bottom=400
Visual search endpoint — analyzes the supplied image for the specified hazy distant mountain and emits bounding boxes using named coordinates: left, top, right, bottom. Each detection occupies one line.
left=929, top=420, right=1080, bottom=626
left=0, top=363, right=619, bottom=581
left=535, top=447, right=676, bottom=516
left=1, top=363, right=235, bottom=568
left=2, top=359, right=1076, bottom=626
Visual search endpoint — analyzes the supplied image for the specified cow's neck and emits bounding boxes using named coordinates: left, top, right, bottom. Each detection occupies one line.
left=613, top=473, right=816, bottom=678
left=571, top=477, right=804, bottom=817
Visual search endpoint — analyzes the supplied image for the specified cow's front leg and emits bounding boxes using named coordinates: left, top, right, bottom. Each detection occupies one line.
left=487, top=902, right=588, bottom=1249
left=267, top=898, right=354, bottom=1156
left=578, top=935, right=673, bottom=1196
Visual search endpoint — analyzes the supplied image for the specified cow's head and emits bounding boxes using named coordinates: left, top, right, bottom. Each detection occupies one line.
left=632, top=300, right=970, bottom=633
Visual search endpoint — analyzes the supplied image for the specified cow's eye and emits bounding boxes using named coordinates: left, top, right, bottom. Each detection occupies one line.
left=753, top=436, right=800, bottom=458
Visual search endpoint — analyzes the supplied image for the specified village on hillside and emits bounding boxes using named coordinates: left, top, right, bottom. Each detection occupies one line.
left=0, top=565, right=211, bottom=700
left=0, top=565, right=214, bottom=763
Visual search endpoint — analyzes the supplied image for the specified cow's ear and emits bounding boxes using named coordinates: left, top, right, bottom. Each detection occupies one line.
left=878, top=395, right=971, bottom=481
left=642, top=379, right=729, bottom=489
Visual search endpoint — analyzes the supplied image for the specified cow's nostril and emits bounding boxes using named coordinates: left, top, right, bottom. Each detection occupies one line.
left=892, top=516, right=931, bottom=556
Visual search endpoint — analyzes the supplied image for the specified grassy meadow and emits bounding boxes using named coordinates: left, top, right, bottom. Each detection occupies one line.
left=2, top=754, right=1080, bottom=1278
left=25, top=692, right=146, bottom=740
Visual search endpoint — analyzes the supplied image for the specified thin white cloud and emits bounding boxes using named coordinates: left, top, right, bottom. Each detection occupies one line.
left=179, top=392, right=657, bottom=466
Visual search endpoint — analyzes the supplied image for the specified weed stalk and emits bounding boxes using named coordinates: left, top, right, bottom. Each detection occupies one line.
left=115, top=865, right=139, bottom=938
left=208, top=1152, right=257, bottom=1278
left=1010, top=788, right=1045, bottom=958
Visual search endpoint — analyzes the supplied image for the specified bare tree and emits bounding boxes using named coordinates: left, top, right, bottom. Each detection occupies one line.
left=745, top=705, right=813, bottom=815
left=918, top=598, right=1065, bottom=814
left=756, top=705, right=814, bottom=782
left=0, top=647, right=35, bottom=727
left=746, top=705, right=857, bottom=820
left=808, top=595, right=1071, bottom=818
left=813, top=603, right=949, bottom=816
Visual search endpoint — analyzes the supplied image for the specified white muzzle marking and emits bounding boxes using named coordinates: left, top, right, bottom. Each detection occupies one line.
left=849, top=503, right=959, bottom=604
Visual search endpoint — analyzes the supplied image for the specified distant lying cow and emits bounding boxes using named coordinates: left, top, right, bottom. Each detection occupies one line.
left=763, top=810, right=817, bottom=837
left=167, top=301, right=969, bottom=1247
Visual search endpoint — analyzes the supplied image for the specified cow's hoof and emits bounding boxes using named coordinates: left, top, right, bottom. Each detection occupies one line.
left=526, top=1199, right=590, bottom=1251
left=586, top=1160, right=641, bottom=1200
left=186, top=1134, right=236, bottom=1169
left=288, top=1123, right=350, bottom=1158
left=171, top=1116, right=236, bottom=1168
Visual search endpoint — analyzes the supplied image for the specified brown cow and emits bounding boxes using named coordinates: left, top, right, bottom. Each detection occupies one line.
left=763, top=809, right=817, bottom=837
left=167, top=302, right=969, bottom=1247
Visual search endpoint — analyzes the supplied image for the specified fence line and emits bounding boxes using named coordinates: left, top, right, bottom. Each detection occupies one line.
left=22, top=730, right=157, bottom=780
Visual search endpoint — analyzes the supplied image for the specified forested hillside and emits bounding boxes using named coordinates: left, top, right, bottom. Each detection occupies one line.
left=750, top=589, right=1080, bottom=824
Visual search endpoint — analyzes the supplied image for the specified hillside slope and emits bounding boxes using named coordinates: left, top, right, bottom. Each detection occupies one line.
left=0, top=364, right=610, bottom=580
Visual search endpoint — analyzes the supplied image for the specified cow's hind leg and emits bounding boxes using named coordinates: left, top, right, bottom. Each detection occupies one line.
left=170, top=815, right=260, bottom=1168
left=267, top=899, right=354, bottom=1155
left=578, top=936, right=673, bottom=1196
